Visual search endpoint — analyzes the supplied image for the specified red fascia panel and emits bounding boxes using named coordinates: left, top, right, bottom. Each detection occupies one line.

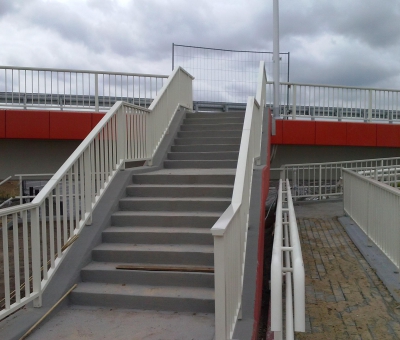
left=0, top=110, right=5, bottom=138
left=282, top=120, right=316, bottom=145
left=315, top=121, right=347, bottom=146
left=271, top=119, right=283, bottom=144
left=376, top=124, right=400, bottom=147
left=50, top=111, right=92, bottom=140
left=6, top=110, right=50, bottom=139
left=92, top=113, right=105, bottom=129
left=346, top=122, right=377, bottom=147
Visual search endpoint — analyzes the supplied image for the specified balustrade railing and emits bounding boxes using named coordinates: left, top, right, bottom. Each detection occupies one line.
left=265, top=81, right=400, bottom=123
left=271, top=179, right=305, bottom=340
left=0, top=67, right=193, bottom=320
left=278, top=157, right=400, bottom=200
left=343, top=168, right=400, bottom=270
left=0, top=66, right=168, bottom=111
left=211, top=61, right=266, bottom=340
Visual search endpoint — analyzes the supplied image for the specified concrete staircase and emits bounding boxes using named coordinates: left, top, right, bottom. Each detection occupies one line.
left=70, top=111, right=244, bottom=313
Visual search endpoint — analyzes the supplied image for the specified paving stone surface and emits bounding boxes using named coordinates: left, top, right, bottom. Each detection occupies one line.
left=295, top=203, right=400, bottom=340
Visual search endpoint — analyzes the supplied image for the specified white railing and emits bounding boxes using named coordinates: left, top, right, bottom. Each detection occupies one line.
left=343, top=168, right=400, bottom=269
left=0, top=66, right=168, bottom=111
left=278, top=157, right=400, bottom=200
left=271, top=179, right=305, bottom=340
left=0, top=67, right=193, bottom=320
left=265, top=81, right=400, bottom=123
left=211, top=61, right=266, bottom=340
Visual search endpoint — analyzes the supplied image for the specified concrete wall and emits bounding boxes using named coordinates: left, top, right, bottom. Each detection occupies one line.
left=0, top=139, right=81, bottom=179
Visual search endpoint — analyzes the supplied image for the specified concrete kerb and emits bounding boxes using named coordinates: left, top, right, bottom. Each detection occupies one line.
left=338, top=216, right=400, bottom=303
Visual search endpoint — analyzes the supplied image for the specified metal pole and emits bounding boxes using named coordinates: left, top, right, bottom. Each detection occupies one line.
left=172, top=43, right=175, bottom=71
left=273, top=0, right=280, bottom=118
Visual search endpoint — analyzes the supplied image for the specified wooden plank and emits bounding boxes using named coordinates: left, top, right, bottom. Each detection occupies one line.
left=116, top=264, right=214, bottom=273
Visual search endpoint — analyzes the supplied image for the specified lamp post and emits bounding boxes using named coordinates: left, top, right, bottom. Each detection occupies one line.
left=273, top=0, right=280, bottom=118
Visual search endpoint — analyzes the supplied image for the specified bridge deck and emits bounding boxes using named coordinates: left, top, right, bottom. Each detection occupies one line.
left=294, top=201, right=400, bottom=340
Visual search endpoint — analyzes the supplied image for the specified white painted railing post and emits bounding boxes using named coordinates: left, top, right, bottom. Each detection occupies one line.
left=84, top=147, right=93, bottom=225
left=292, top=85, right=296, bottom=120
left=31, top=207, right=42, bottom=307
left=367, top=89, right=373, bottom=122
left=95, top=73, right=99, bottom=112
left=214, top=236, right=227, bottom=340
left=116, top=105, right=126, bottom=169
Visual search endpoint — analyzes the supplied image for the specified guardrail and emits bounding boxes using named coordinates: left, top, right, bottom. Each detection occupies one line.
left=211, top=61, right=266, bottom=340
left=265, top=81, right=400, bottom=123
left=271, top=179, right=305, bottom=340
left=0, top=67, right=193, bottom=320
left=0, top=66, right=168, bottom=111
left=278, top=157, right=400, bottom=200
left=343, top=168, right=400, bottom=269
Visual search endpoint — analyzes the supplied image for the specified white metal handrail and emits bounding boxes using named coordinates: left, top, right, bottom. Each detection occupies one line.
left=0, top=67, right=193, bottom=320
left=343, top=168, right=400, bottom=269
left=0, top=66, right=168, bottom=111
left=211, top=61, right=266, bottom=340
left=271, top=179, right=305, bottom=340
left=265, top=81, right=400, bottom=123
left=279, top=157, right=400, bottom=200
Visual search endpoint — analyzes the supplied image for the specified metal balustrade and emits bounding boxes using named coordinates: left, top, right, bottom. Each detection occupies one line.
left=278, top=157, right=400, bottom=200
left=271, top=179, right=305, bottom=340
left=264, top=82, right=400, bottom=123
left=0, top=66, right=168, bottom=111
left=343, top=168, right=400, bottom=270
left=0, top=67, right=193, bottom=320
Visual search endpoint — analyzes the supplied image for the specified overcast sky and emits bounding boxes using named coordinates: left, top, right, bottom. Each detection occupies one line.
left=1, top=0, right=400, bottom=90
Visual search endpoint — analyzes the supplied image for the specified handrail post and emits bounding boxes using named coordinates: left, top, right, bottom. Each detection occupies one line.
left=368, top=89, right=372, bottom=122
left=95, top=73, right=99, bottom=112
left=116, top=105, right=126, bottom=169
left=31, top=207, right=42, bottom=307
left=84, top=147, right=93, bottom=225
left=292, top=84, right=296, bottom=120
left=214, top=235, right=227, bottom=340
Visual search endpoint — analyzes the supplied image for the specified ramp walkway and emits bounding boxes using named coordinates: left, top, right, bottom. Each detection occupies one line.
left=294, top=201, right=400, bottom=340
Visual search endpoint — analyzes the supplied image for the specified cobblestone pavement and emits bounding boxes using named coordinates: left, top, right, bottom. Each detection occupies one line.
left=295, top=212, right=400, bottom=339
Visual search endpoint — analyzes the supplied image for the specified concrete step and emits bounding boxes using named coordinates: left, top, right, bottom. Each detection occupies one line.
left=181, top=123, right=243, bottom=131
left=92, top=243, right=214, bottom=266
left=164, top=160, right=237, bottom=169
left=131, top=173, right=235, bottom=185
left=102, top=226, right=213, bottom=245
left=167, top=151, right=239, bottom=161
left=186, top=112, right=245, bottom=119
left=70, top=282, right=214, bottom=313
left=183, top=117, right=244, bottom=125
left=81, top=262, right=214, bottom=288
left=126, top=184, right=233, bottom=198
left=171, top=144, right=240, bottom=152
left=119, top=197, right=230, bottom=212
left=111, top=211, right=221, bottom=227
left=174, top=137, right=241, bottom=145
left=177, top=130, right=242, bottom=138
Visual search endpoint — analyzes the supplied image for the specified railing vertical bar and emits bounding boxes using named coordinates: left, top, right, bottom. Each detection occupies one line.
left=41, top=201, right=48, bottom=281
left=13, top=213, right=21, bottom=303
left=68, top=168, right=74, bottom=237
left=48, top=191, right=55, bottom=269
left=55, top=184, right=62, bottom=257
left=2, top=215, right=11, bottom=309
left=22, top=211, right=30, bottom=297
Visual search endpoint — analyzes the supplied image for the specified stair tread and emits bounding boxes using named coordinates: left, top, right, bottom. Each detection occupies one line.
left=83, top=261, right=214, bottom=272
left=94, top=243, right=214, bottom=253
left=113, top=211, right=222, bottom=217
left=73, top=282, right=214, bottom=300
left=104, top=226, right=212, bottom=234
left=119, top=197, right=231, bottom=202
left=127, top=184, right=233, bottom=188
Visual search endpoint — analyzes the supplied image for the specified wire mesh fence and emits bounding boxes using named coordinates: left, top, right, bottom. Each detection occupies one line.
left=172, top=44, right=289, bottom=104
